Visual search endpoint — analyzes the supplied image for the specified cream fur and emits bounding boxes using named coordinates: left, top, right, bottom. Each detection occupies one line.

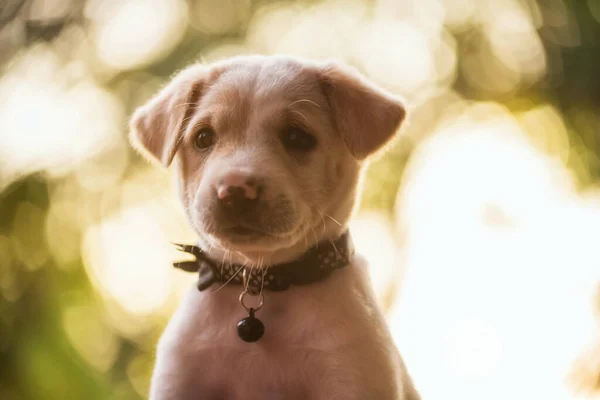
left=129, top=55, right=420, bottom=400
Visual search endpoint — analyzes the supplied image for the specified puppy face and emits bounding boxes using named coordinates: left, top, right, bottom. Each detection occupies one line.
left=130, top=56, right=405, bottom=257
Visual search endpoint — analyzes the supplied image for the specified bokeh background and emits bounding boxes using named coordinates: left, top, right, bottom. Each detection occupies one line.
left=1, top=0, right=599, bottom=398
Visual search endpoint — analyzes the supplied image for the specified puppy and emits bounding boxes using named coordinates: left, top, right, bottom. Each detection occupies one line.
left=129, top=55, right=420, bottom=400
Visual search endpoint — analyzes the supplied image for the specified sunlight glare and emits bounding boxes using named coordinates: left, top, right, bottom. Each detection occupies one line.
left=357, top=21, right=436, bottom=95
left=350, top=212, right=401, bottom=308
left=247, top=0, right=367, bottom=60
left=82, top=203, right=174, bottom=316
left=86, top=0, right=188, bottom=70
left=483, top=0, right=547, bottom=80
left=389, top=102, right=600, bottom=399
left=0, top=46, right=124, bottom=189
left=81, top=169, right=197, bottom=316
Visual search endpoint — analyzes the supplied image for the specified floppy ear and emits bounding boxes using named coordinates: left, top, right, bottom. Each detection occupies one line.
left=129, top=64, right=207, bottom=167
left=318, top=62, right=406, bottom=160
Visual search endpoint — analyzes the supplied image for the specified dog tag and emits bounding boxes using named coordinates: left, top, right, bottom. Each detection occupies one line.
left=237, top=308, right=264, bottom=342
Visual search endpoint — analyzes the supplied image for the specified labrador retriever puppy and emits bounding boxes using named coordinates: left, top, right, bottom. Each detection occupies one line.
left=129, top=55, right=420, bottom=400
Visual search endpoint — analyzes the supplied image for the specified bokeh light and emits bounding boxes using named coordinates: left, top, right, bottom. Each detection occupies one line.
left=85, top=0, right=188, bottom=71
left=390, top=102, right=600, bottom=399
left=1, top=0, right=599, bottom=399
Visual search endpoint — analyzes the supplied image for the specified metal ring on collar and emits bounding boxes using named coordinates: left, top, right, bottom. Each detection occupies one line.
left=239, top=290, right=264, bottom=312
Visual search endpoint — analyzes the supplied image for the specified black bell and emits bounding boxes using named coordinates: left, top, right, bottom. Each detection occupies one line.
left=237, top=308, right=264, bottom=343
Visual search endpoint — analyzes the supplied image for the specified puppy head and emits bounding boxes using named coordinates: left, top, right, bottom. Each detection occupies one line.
left=130, top=55, right=405, bottom=262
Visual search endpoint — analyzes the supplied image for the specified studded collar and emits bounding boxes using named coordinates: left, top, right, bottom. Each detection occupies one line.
left=172, top=231, right=354, bottom=293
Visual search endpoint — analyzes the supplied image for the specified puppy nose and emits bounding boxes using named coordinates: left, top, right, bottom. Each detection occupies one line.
left=216, top=173, right=261, bottom=209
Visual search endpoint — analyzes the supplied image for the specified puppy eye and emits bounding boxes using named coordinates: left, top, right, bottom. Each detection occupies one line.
left=194, top=127, right=216, bottom=150
left=281, top=126, right=316, bottom=152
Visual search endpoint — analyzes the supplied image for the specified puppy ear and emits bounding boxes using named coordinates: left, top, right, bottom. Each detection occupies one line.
left=129, top=65, right=207, bottom=167
left=318, top=62, right=406, bottom=160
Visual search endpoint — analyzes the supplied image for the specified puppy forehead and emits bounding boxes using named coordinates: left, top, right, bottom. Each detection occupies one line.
left=202, top=60, right=326, bottom=111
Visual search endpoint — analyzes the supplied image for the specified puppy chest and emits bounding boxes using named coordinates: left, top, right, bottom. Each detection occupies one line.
left=175, top=346, right=360, bottom=399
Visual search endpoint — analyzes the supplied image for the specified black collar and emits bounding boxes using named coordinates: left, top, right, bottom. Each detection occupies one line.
left=173, top=231, right=354, bottom=293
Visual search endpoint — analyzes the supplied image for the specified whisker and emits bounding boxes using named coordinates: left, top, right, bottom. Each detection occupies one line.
left=260, top=264, right=268, bottom=295
left=328, top=238, right=341, bottom=260
left=227, top=250, right=234, bottom=270
left=290, top=109, right=308, bottom=122
left=244, top=261, right=253, bottom=293
left=315, top=208, right=327, bottom=237
left=323, top=212, right=342, bottom=227
left=309, top=223, right=319, bottom=248
left=211, top=262, right=246, bottom=294
left=234, top=250, right=249, bottom=266
left=220, top=253, right=225, bottom=277
left=173, top=102, right=199, bottom=109
left=219, top=249, right=229, bottom=277
left=179, top=114, right=197, bottom=130
left=289, top=99, right=322, bottom=109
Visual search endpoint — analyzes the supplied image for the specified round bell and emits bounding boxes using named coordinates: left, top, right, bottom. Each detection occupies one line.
left=237, top=309, right=264, bottom=342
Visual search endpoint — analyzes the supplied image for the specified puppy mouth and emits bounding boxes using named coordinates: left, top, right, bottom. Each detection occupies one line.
left=222, top=225, right=272, bottom=238
left=206, top=220, right=306, bottom=250
left=192, top=191, right=307, bottom=250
